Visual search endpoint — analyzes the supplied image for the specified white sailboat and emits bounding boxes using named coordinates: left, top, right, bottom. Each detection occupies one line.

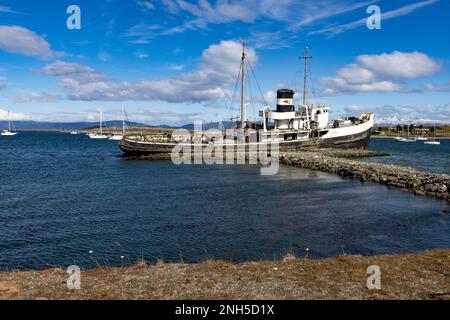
left=397, top=137, right=416, bottom=142
left=393, top=127, right=402, bottom=141
left=1, top=111, right=18, bottom=136
left=88, top=111, right=110, bottom=139
left=109, top=107, right=126, bottom=141
left=424, top=122, right=440, bottom=145
left=396, top=124, right=416, bottom=143
left=415, top=129, right=428, bottom=141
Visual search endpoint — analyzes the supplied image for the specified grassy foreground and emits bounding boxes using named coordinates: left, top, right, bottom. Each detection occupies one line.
left=0, top=249, right=449, bottom=300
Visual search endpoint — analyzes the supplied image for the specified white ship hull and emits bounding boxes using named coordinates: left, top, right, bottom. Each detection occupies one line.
left=88, top=133, right=109, bottom=139
left=1, top=131, right=17, bottom=136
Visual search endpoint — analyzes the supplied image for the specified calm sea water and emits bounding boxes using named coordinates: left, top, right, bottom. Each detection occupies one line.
left=0, top=132, right=449, bottom=270
left=366, top=138, right=450, bottom=175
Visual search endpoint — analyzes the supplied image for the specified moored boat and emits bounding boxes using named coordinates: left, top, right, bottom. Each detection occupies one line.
left=1, top=111, right=18, bottom=136
left=88, top=111, right=110, bottom=140
left=109, top=106, right=126, bottom=141
left=424, top=122, right=440, bottom=145
left=396, top=137, right=417, bottom=143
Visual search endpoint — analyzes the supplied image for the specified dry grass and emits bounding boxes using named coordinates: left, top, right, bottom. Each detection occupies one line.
left=0, top=249, right=449, bottom=300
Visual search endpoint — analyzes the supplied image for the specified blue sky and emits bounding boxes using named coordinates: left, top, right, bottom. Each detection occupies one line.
left=0, top=0, right=449, bottom=125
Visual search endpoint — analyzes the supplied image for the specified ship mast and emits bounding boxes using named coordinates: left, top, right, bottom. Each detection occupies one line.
left=240, top=39, right=247, bottom=128
left=299, top=47, right=312, bottom=106
left=100, top=111, right=103, bottom=135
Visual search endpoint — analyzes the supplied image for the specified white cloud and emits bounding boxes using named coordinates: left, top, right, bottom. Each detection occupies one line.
left=0, top=25, right=60, bottom=60
left=14, top=92, right=62, bottom=103
left=319, top=51, right=441, bottom=94
left=290, top=0, right=377, bottom=29
left=249, top=31, right=292, bottom=50
left=169, top=64, right=184, bottom=71
left=338, top=103, right=450, bottom=124
left=134, top=50, right=149, bottom=59
left=372, top=103, right=450, bottom=124
left=422, top=81, right=450, bottom=92
left=123, top=22, right=194, bottom=43
left=38, top=60, right=110, bottom=82
left=262, top=90, right=276, bottom=105
left=125, top=0, right=440, bottom=47
left=161, top=0, right=376, bottom=27
left=0, top=6, right=22, bottom=14
left=161, top=0, right=180, bottom=14
left=0, top=107, right=202, bottom=126
left=0, top=108, right=33, bottom=121
left=356, top=51, right=441, bottom=79
left=37, top=40, right=257, bottom=104
left=320, top=77, right=408, bottom=95
left=137, top=0, right=156, bottom=11
left=310, top=0, right=439, bottom=36
left=344, top=105, right=366, bottom=114
left=132, top=1, right=382, bottom=44
left=98, top=49, right=111, bottom=62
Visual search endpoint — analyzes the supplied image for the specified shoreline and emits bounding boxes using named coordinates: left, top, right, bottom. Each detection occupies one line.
left=1, top=249, right=448, bottom=300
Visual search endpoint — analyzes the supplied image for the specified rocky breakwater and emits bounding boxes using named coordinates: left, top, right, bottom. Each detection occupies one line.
left=280, top=151, right=449, bottom=202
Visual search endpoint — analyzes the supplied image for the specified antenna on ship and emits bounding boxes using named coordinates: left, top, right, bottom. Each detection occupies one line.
left=299, top=47, right=312, bottom=106
left=240, top=38, right=247, bottom=128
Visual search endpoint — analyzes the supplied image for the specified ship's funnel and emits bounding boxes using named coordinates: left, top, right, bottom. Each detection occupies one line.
left=276, top=89, right=295, bottom=112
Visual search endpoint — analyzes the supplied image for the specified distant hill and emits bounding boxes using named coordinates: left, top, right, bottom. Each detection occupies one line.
left=0, top=120, right=147, bottom=131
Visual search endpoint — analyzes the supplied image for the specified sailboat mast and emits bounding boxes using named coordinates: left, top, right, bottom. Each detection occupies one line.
left=240, top=39, right=247, bottom=128
left=100, top=111, right=103, bottom=135
left=299, top=47, right=312, bottom=106
left=8, top=111, right=11, bottom=132
left=122, top=106, right=125, bottom=134
left=433, top=121, right=436, bottom=140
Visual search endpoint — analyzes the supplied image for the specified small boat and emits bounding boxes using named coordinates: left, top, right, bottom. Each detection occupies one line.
left=396, top=124, right=416, bottom=142
left=89, top=133, right=110, bottom=139
left=1, top=130, right=17, bottom=136
left=393, top=127, right=402, bottom=140
left=109, top=134, right=123, bottom=141
left=70, top=131, right=79, bottom=135
left=1, top=111, right=18, bottom=136
left=397, top=137, right=416, bottom=143
left=109, top=106, right=126, bottom=141
left=416, top=137, right=428, bottom=141
left=88, top=111, right=110, bottom=139
left=424, top=122, right=440, bottom=145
